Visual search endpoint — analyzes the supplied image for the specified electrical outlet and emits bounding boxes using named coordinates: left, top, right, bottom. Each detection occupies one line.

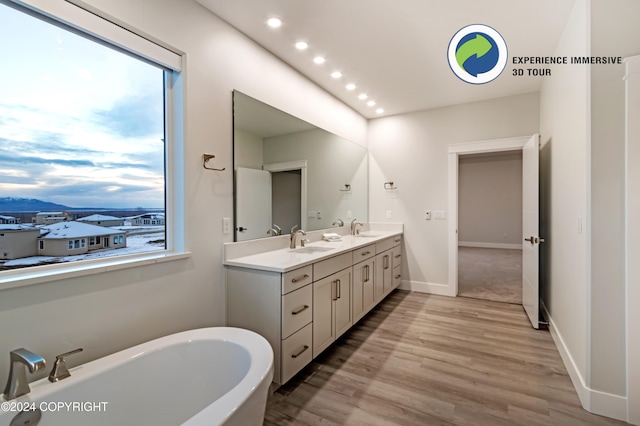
left=222, top=217, right=231, bottom=233
left=386, top=210, right=392, bottom=219
left=346, top=210, right=352, bottom=219
left=316, top=211, right=322, bottom=219
left=433, top=210, right=446, bottom=220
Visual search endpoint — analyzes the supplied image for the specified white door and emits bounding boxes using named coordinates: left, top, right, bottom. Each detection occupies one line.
left=522, top=134, right=541, bottom=329
left=235, top=167, right=271, bottom=241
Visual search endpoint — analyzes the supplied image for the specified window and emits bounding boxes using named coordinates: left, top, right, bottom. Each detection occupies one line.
left=0, top=0, right=181, bottom=278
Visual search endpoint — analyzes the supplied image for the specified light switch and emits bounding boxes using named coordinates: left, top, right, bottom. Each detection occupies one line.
left=307, top=211, right=316, bottom=219
left=433, top=210, right=446, bottom=220
left=346, top=210, right=352, bottom=219
left=425, top=211, right=431, bottom=220
left=222, top=217, right=231, bottom=233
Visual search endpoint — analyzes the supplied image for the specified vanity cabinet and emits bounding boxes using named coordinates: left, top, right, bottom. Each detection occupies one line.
left=375, top=235, right=403, bottom=302
left=225, top=231, right=402, bottom=386
left=313, top=267, right=352, bottom=357
left=352, top=244, right=375, bottom=323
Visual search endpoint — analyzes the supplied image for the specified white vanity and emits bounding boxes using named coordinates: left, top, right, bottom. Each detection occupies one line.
left=224, top=224, right=403, bottom=385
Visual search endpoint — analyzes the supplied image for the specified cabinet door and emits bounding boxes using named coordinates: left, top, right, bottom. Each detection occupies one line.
left=354, top=259, right=374, bottom=322
left=362, top=260, right=375, bottom=313
left=381, top=251, right=393, bottom=295
left=334, top=268, right=352, bottom=339
left=313, top=274, right=335, bottom=357
left=374, top=252, right=385, bottom=302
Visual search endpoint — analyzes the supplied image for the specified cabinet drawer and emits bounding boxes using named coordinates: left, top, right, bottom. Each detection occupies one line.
left=375, top=237, right=394, bottom=254
left=282, top=265, right=313, bottom=294
left=313, top=252, right=351, bottom=281
left=393, top=250, right=402, bottom=269
left=282, top=284, right=312, bottom=339
left=352, top=244, right=375, bottom=263
left=392, top=235, right=402, bottom=247
left=393, top=265, right=402, bottom=289
left=281, top=323, right=313, bottom=384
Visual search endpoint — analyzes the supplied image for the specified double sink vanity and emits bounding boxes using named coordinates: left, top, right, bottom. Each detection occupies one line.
left=224, top=224, right=403, bottom=385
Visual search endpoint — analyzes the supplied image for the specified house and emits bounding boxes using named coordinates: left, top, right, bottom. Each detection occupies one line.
left=0, top=215, right=20, bottom=225
left=33, top=211, right=69, bottom=225
left=77, top=214, right=124, bottom=227
left=37, top=222, right=126, bottom=256
left=0, top=225, right=39, bottom=260
left=130, top=213, right=165, bottom=226
left=0, top=1, right=637, bottom=425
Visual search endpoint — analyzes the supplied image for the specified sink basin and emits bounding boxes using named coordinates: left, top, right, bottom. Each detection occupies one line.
left=355, top=233, right=381, bottom=238
left=292, top=246, right=335, bottom=254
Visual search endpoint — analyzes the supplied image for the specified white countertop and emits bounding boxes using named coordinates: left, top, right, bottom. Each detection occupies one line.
left=224, top=230, right=402, bottom=273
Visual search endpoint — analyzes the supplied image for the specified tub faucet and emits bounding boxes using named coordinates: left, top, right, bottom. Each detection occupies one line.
left=3, top=348, right=46, bottom=400
left=289, top=225, right=306, bottom=249
left=350, top=219, right=363, bottom=235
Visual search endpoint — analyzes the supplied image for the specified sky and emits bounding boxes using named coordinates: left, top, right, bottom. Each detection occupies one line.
left=0, top=3, right=166, bottom=209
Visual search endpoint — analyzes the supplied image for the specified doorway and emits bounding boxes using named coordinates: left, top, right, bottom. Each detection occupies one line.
left=448, top=135, right=542, bottom=329
left=457, top=151, right=523, bottom=304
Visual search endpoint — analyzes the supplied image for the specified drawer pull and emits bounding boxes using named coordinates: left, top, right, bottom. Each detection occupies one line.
left=394, top=238, right=401, bottom=243
left=291, top=274, right=310, bottom=283
left=361, top=251, right=371, bottom=256
left=291, top=305, right=309, bottom=315
left=395, top=274, right=402, bottom=279
left=384, top=255, right=390, bottom=270
left=291, top=345, right=309, bottom=358
left=395, top=254, right=401, bottom=259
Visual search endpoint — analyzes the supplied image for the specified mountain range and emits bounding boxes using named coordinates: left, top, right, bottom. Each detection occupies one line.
left=0, top=197, right=71, bottom=212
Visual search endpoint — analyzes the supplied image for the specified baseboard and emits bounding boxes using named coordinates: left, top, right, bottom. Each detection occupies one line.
left=459, top=241, right=523, bottom=250
left=398, top=280, right=455, bottom=297
left=541, top=301, right=629, bottom=423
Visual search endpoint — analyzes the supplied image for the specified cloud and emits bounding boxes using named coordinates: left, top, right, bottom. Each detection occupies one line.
left=91, top=92, right=164, bottom=139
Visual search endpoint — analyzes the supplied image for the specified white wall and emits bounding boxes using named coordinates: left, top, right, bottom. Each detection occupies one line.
left=368, top=92, right=539, bottom=295
left=0, top=0, right=367, bottom=384
left=590, top=0, right=640, bottom=402
left=539, top=0, right=590, bottom=404
left=458, top=152, right=523, bottom=247
left=234, top=128, right=263, bottom=170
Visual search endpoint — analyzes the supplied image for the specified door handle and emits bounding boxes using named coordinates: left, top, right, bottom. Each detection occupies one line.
left=524, top=236, right=545, bottom=244
left=238, top=226, right=248, bottom=232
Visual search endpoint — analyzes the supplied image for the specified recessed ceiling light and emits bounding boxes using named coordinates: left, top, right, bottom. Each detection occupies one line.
left=367, top=100, right=376, bottom=107
left=313, top=56, right=326, bottom=64
left=331, top=71, right=342, bottom=79
left=295, top=41, right=308, bottom=50
left=358, top=93, right=368, bottom=100
left=266, top=17, right=282, bottom=28
left=376, top=108, right=384, bottom=114
left=346, top=83, right=356, bottom=91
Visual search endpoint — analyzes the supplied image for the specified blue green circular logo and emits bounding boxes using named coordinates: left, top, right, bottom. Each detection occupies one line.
left=448, top=24, right=507, bottom=84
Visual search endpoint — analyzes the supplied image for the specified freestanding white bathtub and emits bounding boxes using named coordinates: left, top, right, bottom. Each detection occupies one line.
left=0, top=327, right=274, bottom=426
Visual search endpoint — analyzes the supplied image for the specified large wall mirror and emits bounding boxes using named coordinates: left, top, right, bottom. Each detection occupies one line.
left=233, top=91, right=368, bottom=242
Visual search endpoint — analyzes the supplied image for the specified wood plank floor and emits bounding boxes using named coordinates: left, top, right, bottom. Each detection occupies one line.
left=265, top=290, right=626, bottom=426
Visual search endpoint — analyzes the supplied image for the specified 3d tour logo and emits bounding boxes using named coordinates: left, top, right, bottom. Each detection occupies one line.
left=448, top=24, right=508, bottom=84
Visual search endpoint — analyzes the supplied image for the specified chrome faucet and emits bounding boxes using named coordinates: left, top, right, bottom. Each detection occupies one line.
left=289, top=225, right=306, bottom=249
left=350, top=219, right=363, bottom=235
left=332, top=219, right=344, bottom=227
left=3, top=348, right=46, bottom=400
left=267, top=224, right=282, bottom=236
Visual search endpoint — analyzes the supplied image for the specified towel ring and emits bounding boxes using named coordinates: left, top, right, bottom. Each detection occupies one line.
left=203, top=154, right=225, bottom=171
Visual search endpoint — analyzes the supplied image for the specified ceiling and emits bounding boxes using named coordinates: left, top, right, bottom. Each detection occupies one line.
left=196, top=0, right=576, bottom=119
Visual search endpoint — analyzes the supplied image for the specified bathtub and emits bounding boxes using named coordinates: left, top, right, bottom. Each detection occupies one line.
left=0, top=327, right=274, bottom=426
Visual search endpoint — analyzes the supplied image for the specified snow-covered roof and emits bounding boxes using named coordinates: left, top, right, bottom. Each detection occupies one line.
left=36, top=211, right=64, bottom=216
left=130, top=213, right=165, bottom=219
left=0, top=215, right=17, bottom=220
left=39, top=221, right=124, bottom=239
left=77, top=214, right=122, bottom=222
left=0, top=224, right=38, bottom=231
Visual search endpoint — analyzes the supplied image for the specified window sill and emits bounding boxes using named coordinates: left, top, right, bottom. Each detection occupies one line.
left=0, top=251, right=192, bottom=291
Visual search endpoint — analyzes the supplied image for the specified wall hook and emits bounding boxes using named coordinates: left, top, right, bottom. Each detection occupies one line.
left=340, top=184, right=351, bottom=192
left=203, top=154, right=225, bottom=171
left=384, top=181, right=397, bottom=190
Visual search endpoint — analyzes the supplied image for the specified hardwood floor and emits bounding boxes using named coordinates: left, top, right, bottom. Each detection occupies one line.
left=265, top=291, right=626, bottom=426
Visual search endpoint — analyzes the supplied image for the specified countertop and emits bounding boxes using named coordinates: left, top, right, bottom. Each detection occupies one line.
left=223, top=230, right=402, bottom=273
